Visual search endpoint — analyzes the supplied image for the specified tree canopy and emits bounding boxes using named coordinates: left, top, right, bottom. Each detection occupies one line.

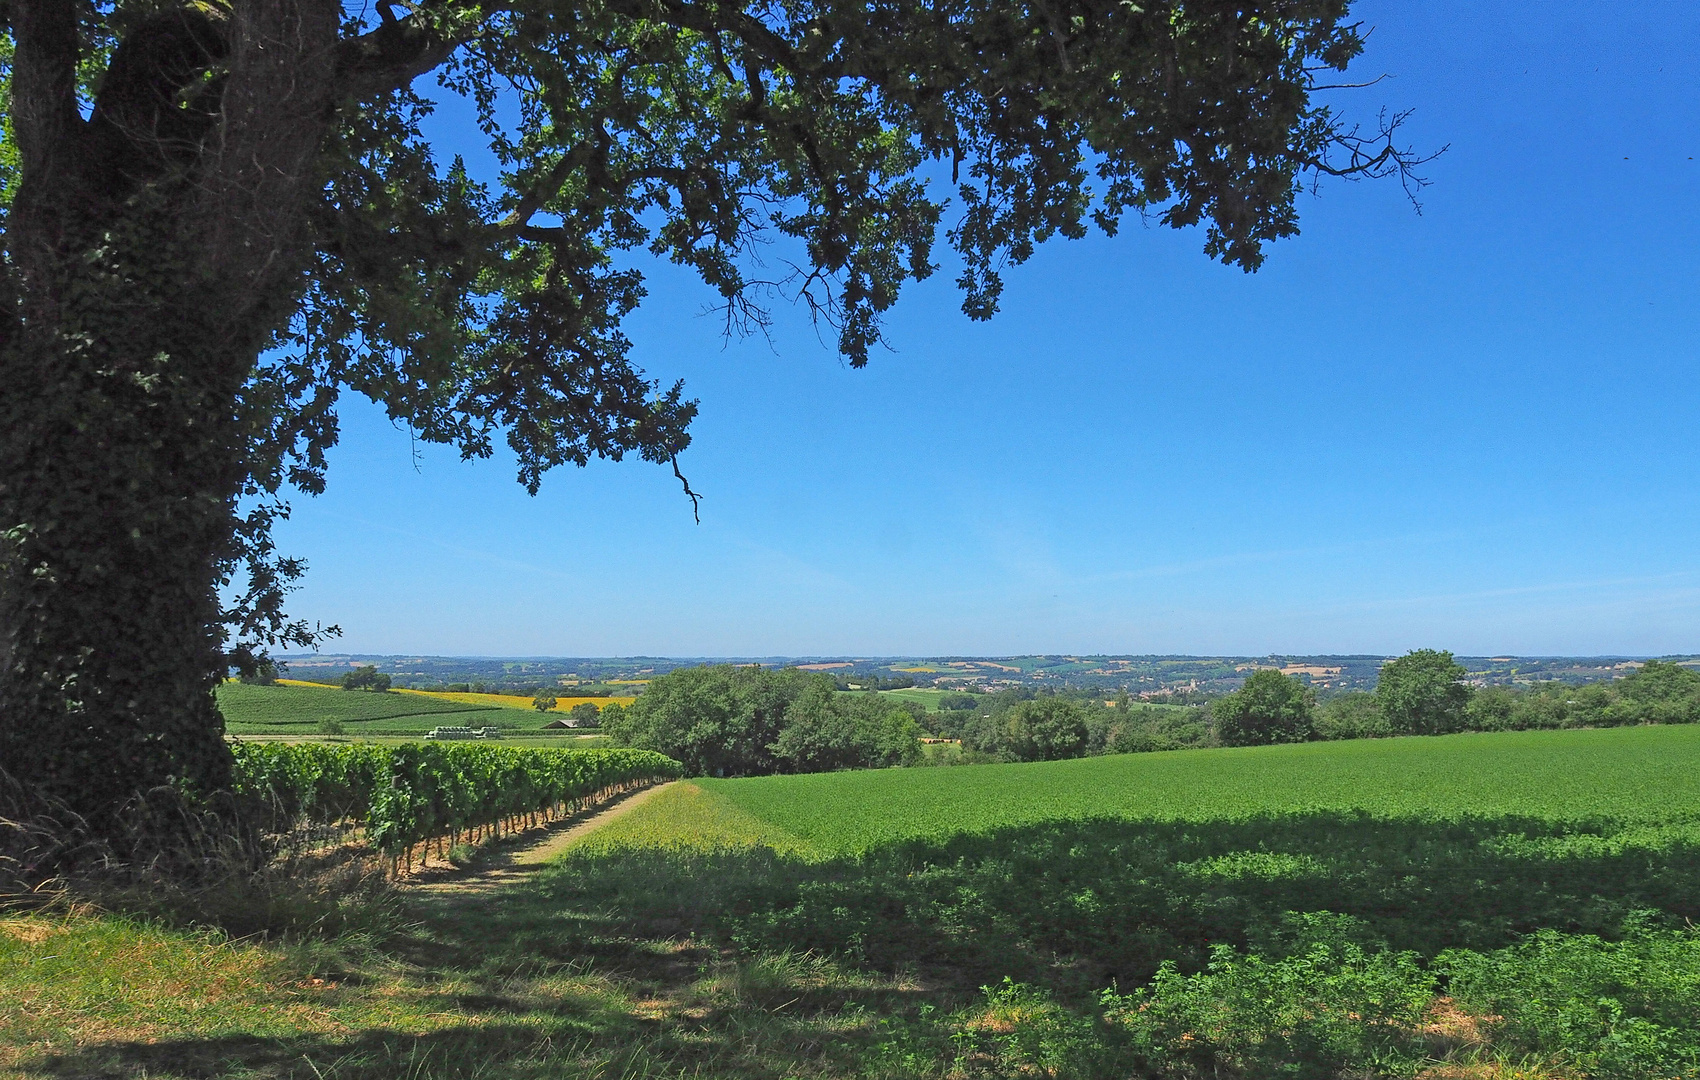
left=1375, top=650, right=1470, bottom=736
left=1212, top=668, right=1314, bottom=746
left=603, top=664, right=921, bottom=774
left=0, top=0, right=1428, bottom=842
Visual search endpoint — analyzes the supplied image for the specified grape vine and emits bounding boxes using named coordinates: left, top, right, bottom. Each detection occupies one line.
left=229, top=743, right=679, bottom=869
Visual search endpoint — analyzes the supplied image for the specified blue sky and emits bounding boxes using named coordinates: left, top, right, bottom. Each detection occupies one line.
left=274, top=1, right=1700, bottom=658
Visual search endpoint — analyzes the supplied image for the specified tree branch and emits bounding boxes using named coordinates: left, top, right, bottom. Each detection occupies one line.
left=334, top=8, right=480, bottom=100
left=671, top=454, right=701, bottom=523
left=1308, top=108, right=1446, bottom=211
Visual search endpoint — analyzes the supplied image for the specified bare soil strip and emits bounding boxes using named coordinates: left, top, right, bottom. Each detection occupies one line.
left=407, top=780, right=676, bottom=896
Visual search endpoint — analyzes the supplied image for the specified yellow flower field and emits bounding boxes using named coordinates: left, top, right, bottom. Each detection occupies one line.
left=397, top=687, right=638, bottom=710
left=273, top=679, right=636, bottom=711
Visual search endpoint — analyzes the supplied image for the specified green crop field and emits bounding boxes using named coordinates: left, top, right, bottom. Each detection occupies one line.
left=871, top=686, right=947, bottom=709
left=553, top=725, right=1700, bottom=1077
left=215, top=681, right=545, bottom=734
left=670, top=724, right=1700, bottom=854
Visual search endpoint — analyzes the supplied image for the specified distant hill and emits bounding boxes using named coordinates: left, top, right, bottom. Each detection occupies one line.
left=267, top=653, right=1700, bottom=700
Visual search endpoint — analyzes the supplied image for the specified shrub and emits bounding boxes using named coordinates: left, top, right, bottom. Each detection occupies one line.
left=1314, top=691, right=1389, bottom=740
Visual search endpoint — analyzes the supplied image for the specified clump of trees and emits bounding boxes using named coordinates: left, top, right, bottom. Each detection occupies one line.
left=1458, top=659, right=1700, bottom=731
left=533, top=692, right=558, bottom=713
left=937, top=692, right=984, bottom=711
left=929, top=689, right=1204, bottom=762
left=340, top=666, right=391, bottom=693
left=604, top=666, right=922, bottom=776
left=568, top=702, right=603, bottom=728
left=238, top=660, right=280, bottom=686
left=1213, top=669, right=1316, bottom=746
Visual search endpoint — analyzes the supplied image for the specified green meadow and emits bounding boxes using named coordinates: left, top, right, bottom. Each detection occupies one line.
left=549, top=725, right=1700, bottom=1077
left=216, top=681, right=544, bottom=735
left=673, top=724, right=1700, bottom=854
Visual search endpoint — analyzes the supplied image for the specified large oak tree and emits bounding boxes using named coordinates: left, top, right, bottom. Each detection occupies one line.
left=0, top=0, right=1424, bottom=840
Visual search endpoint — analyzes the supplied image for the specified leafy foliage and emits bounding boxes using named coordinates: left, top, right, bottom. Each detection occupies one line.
left=1108, top=913, right=1433, bottom=1079
left=1211, top=669, right=1315, bottom=746
left=1375, top=649, right=1471, bottom=735
left=1443, top=918, right=1700, bottom=1080
left=339, top=665, right=392, bottom=692
left=769, top=681, right=924, bottom=771
left=604, top=664, right=923, bottom=775
left=962, top=695, right=1092, bottom=761
left=569, top=701, right=603, bottom=726
left=229, top=742, right=678, bottom=854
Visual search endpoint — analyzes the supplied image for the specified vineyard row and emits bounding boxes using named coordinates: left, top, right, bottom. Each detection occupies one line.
left=229, top=743, right=681, bottom=872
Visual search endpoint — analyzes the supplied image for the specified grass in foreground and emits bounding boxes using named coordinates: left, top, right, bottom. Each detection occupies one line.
left=8, top=728, right=1699, bottom=1079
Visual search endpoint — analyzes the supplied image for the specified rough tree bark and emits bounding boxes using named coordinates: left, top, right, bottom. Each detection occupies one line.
left=0, top=0, right=343, bottom=838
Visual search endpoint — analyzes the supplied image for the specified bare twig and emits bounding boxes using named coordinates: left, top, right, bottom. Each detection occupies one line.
left=671, top=454, right=702, bottom=523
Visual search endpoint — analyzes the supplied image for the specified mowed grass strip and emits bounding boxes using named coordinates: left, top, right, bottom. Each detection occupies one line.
left=683, top=725, right=1700, bottom=855
left=570, top=781, right=812, bottom=856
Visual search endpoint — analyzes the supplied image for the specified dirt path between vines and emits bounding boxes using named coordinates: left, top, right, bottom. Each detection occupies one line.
left=406, top=780, right=676, bottom=897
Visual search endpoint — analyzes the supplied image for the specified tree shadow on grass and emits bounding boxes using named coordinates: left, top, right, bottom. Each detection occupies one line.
left=20, top=810, right=1699, bottom=1079
left=535, top=809, right=1700, bottom=997
left=21, top=1025, right=675, bottom=1080
left=17, top=856, right=941, bottom=1078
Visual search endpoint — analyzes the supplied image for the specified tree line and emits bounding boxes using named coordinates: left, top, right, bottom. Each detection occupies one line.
left=603, top=666, right=925, bottom=776
left=605, top=654, right=1700, bottom=776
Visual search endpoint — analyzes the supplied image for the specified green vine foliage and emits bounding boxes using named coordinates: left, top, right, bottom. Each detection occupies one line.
left=0, top=0, right=1431, bottom=848
left=228, top=742, right=680, bottom=855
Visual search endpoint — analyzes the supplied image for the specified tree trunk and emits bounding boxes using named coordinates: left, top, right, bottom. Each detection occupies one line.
left=0, top=0, right=341, bottom=852
left=0, top=211, right=246, bottom=834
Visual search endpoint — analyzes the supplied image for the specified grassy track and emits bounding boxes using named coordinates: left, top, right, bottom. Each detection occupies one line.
left=684, top=725, right=1700, bottom=854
